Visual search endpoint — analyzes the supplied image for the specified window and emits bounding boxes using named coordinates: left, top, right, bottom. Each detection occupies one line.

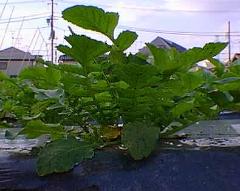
left=0, top=62, right=7, bottom=70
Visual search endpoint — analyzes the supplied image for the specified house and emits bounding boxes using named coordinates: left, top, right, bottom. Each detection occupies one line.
left=0, top=47, right=40, bottom=77
left=58, top=54, right=108, bottom=64
left=232, top=53, right=240, bottom=62
left=139, top=36, right=187, bottom=55
left=58, top=55, right=76, bottom=64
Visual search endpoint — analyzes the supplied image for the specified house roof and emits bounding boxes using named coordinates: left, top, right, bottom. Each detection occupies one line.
left=58, top=55, right=74, bottom=62
left=232, top=53, right=240, bottom=62
left=58, top=54, right=108, bottom=63
left=139, top=36, right=187, bottom=55
left=0, top=47, right=39, bottom=61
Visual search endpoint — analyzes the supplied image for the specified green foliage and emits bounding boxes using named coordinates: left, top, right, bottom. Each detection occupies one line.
left=62, top=5, right=119, bottom=40
left=122, top=121, right=159, bottom=160
left=172, top=100, right=194, bottom=118
left=19, top=66, right=61, bottom=88
left=19, top=120, right=66, bottom=140
left=213, top=77, right=240, bottom=91
left=0, top=4, right=234, bottom=176
left=147, top=42, right=227, bottom=73
left=209, top=59, right=240, bottom=112
left=179, top=42, right=227, bottom=70
left=57, top=35, right=111, bottom=67
left=37, top=138, right=94, bottom=176
left=147, top=44, right=180, bottom=73
left=114, top=30, right=138, bottom=51
left=208, top=58, right=225, bottom=77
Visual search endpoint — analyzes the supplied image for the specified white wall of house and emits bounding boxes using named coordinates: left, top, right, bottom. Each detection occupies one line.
left=0, top=60, right=34, bottom=76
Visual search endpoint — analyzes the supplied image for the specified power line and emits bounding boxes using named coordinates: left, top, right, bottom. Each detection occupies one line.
left=0, top=0, right=8, bottom=20
left=55, top=20, right=240, bottom=37
left=0, top=0, right=47, bottom=5
left=20, top=28, right=38, bottom=69
left=55, top=16, right=240, bottom=36
left=58, top=0, right=240, bottom=13
left=38, top=28, right=48, bottom=45
left=7, top=16, right=25, bottom=65
left=0, top=12, right=50, bottom=21
left=0, top=6, right=14, bottom=49
left=0, top=15, right=48, bottom=25
left=37, top=39, right=45, bottom=56
left=118, top=25, right=240, bottom=37
left=38, top=28, right=50, bottom=60
left=0, top=26, right=48, bottom=31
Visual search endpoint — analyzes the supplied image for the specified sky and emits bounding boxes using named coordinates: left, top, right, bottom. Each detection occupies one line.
left=0, top=0, right=240, bottom=62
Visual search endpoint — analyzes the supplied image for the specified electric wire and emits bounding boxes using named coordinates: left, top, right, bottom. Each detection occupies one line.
left=0, top=0, right=8, bottom=20
left=0, top=0, right=47, bottom=5
left=58, top=0, right=240, bottom=13
left=0, top=16, right=49, bottom=25
left=54, top=20, right=240, bottom=37
left=0, top=26, right=48, bottom=31
left=0, top=12, right=50, bottom=21
left=8, top=16, right=25, bottom=65
left=38, top=28, right=50, bottom=60
left=118, top=25, right=240, bottom=37
left=0, top=6, right=14, bottom=49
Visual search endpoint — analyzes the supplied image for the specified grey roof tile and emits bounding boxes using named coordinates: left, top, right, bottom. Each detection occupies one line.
left=0, top=47, right=37, bottom=60
left=139, top=36, right=186, bottom=55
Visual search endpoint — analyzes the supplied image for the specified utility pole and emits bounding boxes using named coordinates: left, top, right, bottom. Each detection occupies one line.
left=215, top=35, right=220, bottom=60
left=228, top=21, right=231, bottom=63
left=50, top=0, right=55, bottom=64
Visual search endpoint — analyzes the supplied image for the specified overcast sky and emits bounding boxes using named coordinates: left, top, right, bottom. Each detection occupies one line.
left=0, top=0, right=240, bottom=62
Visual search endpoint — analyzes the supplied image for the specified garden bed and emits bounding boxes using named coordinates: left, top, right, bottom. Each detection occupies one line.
left=1, top=142, right=240, bottom=191
left=1, top=119, right=240, bottom=191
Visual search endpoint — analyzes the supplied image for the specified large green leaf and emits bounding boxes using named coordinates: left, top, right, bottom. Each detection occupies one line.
left=57, top=35, right=111, bottom=67
left=109, top=50, right=128, bottom=65
left=19, top=66, right=61, bottom=88
left=122, top=121, right=159, bottom=160
left=178, top=71, right=205, bottom=91
left=228, top=63, right=240, bottom=75
left=91, top=80, right=108, bottom=91
left=112, top=81, right=129, bottom=90
left=30, top=87, right=64, bottom=104
left=147, top=44, right=180, bottom=73
left=213, top=77, right=240, bottom=91
left=113, top=61, right=156, bottom=88
left=202, top=42, right=228, bottom=57
left=115, top=30, right=138, bottom=51
left=208, top=58, right=225, bottom=77
left=94, top=91, right=112, bottom=102
left=0, top=71, right=9, bottom=80
left=63, top=5, right=119, bottom=40
left=171, top=100, right=194, bottom=118
left=0, top=72, right=19, bottom=87
left=178, top=42, right=227, bottom=70
left=57, top=63, right=84, bottom=75
left=37, top=138, right=94, bottom=176
left=19, top=120, right=66, bottom=140
left=209, top=91, right=234, bottom=107
left=147, top=42, right=227, bottom=73
left=61, top=72, right=87, bottom=90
